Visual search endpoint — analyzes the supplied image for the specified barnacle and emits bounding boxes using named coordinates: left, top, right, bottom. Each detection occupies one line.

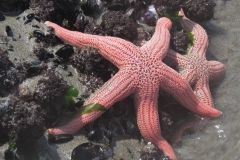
left=101, top=11, right=138, bottom=41
left=1, top=97, right=46, bottom=143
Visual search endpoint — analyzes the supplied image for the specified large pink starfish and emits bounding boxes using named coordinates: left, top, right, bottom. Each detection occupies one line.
left=45, top=17, right=221, bottom=160
left=165, top=10, right=225, bottom=108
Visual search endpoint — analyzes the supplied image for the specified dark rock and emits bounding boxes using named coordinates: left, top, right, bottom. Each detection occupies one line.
left=0, top=12, right=5, bottom=21
left=0, top=0, right=29, bottom=16
left=29, top=0, right=79, bottom=25
left=4, top=148, right=18, bottom=160
left=73, top=11, right=89, bottom=32
left=81, top=0, right=103, bottom=19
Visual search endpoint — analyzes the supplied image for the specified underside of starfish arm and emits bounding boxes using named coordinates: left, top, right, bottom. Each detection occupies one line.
left=194, top=78, right=214, bottom=108
left=160, top=65, right=221, bottom=117
left=45, top=21, right=139, bottom=68
left=208, top=60, right=226, bottom=81
left=134, top=86, right=177, bottom=160
left=179, top=9, right=208, bottom=58
left=48, top=69, right=136, bottom=135
left=140, top=17, right=172, bottom=59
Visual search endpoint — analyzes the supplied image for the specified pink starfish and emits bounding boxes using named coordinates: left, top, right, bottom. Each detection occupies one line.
left=45, top=17, right=221, bottom=160
left=165, top=9, right=225, bottom=108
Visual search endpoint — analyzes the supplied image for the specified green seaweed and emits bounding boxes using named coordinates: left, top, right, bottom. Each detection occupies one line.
left=76, top=103, right=107, bottom=114
left=164, top=12, right=183, bottom=23
left=65, top=86, right=79, bottom=107
left=8, top=141, right=16, bottom=150
left=185, top=32, right=195, bottom=54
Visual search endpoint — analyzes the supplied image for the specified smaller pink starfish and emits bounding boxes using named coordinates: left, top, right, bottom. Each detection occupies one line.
left=165, top=9, right=225, bottom=108
left=45, top=17, right=221, bottom=160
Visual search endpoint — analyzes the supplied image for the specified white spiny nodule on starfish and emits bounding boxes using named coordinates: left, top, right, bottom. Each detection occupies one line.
left=45, top=16, right=222, bottom=160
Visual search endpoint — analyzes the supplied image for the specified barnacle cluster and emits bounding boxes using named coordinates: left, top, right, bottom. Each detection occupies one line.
left=0, top=48, right=27, bottom=96
left=153, top=0, right=183, bottom=16
left=1, top=97, right=46, bottom=143
left=33, top=69, right=69, bottom=123
left=101, top=11, right=138, bottom=41
left=182, top=0, right=216, bottom=23
left=29, top=0, right=79, bottom=25
left=0, top=69, right=69, bottom=144
left=152, top=0, right=216, bottom=23
left=70, top=47, right=118, bottom=92
left=170, top=23, right=191, bottom=54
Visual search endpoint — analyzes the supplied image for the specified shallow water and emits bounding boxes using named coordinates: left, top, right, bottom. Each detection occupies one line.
left=174, top=0, right=240, bottom=159
left=0, top=0, right=239, bottom=160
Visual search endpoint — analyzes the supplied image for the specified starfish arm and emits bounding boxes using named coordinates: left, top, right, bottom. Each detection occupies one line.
left=208, top=60, right=226, bottom=81
left=179, top=9, right=208, bottom=58
left=160, top=65, right=222, bottom=117
left=134, top=87, right=177, bottom=160
left=84, top=68, right=136, bottom=106
left=45, top=21, right=140, bottom=68
left=48, top=69, right=136, bottom=135
left=194, top=78, right=214, bottom=108
left=180, top=69, right=197, bottom=86
left=165, top=49, right=189, bottom=67
left=140, top=17, right=172, bottom=60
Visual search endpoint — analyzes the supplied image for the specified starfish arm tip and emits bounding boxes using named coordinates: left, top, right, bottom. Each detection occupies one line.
left=45, top=21, right=51, bottom=26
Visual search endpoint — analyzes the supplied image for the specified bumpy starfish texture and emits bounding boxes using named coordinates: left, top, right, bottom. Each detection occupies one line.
left=165, top=9, right=225, bottom=108
left=45, top=17, right=221, bottom=160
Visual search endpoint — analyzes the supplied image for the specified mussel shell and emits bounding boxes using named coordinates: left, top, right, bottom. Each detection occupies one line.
left=26, top=13, right=34, bottom=20
left=5, top=26, right=13, bottom=37
left=128, top=0, right=151, bottom=20
left=0, top=12, right=5, bottom=21
left=33, top=30, right=45, bottom=38
left=48, top=134, right=74, bottom=143
left=71, top=142, right=102, bottom=160
left=86, top=129, right=102, bottom=142
left=107, top=0, right=130, bottom=11
left=55, top=45, right=74, bottom=61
